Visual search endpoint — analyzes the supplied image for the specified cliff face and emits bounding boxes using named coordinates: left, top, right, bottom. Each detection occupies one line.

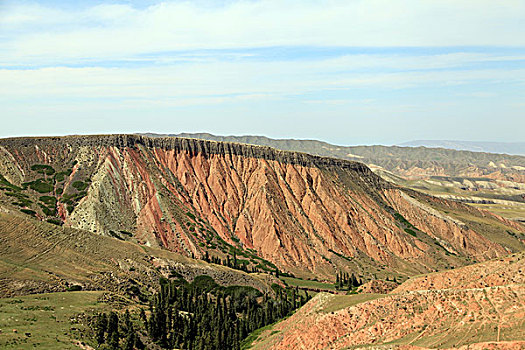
left=0, top=135, right=523, bottom=279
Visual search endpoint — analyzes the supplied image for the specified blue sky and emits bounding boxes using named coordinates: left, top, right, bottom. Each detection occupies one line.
left=1, top=0, right=524, bottom=145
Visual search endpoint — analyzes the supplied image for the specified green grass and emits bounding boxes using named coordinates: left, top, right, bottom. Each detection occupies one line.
left=0, top=291, right=111, bottom=349
left=279, top=276, right=335, bottom=291
left=241, top=322, right=278, bottom=349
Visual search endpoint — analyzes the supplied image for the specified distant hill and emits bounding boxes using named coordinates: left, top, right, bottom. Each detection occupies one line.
left=400, top=140, right=525, bottom=156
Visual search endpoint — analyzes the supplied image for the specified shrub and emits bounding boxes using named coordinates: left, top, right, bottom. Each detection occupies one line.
left=54, top=172, right=68, bottom=182
left=39, top=203, right=56, bottom=216
left=20, top=209, right=36, bottom=216
left=404, top=228, right=417, bottom=237
left=0, top=175, right=22, bottom=191
left=39, top=195, right=57, bottom=206
left=66, top=285, right=82, bottom=292
left=47, top=218, right=63, bottom=226
left=72, top=181, right=88, bottom=191
left=25, top=179, right=54, bottom=193
left=31, top=164, right=55, bottom=176
left=191, top=275, right=218, bottom=293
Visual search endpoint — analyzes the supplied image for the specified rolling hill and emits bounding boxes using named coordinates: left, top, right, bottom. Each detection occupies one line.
left=400, top=140, right=525, bottom=156
left=248, top=251, right=525, bottom=349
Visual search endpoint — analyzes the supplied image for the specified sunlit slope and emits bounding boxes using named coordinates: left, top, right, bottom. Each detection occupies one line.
left=0, top=135, right=523, bottom=281
left=249, top=253, right=525, bottom=350
left=0, top=211, right=272, bottom=298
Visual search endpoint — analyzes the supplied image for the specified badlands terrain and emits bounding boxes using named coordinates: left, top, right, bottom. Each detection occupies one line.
left=1, top=135, right=523, bottom=282
left=0, top=134, right=523, bottom=349
left=159, top=133, right=525, bottom=224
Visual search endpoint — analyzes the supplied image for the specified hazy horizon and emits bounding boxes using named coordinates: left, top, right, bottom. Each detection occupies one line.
left=1, top=0, right=524, bottom=145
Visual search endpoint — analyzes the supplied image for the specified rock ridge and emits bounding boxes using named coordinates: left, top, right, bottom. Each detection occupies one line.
left=0, top=134, right=380, bottom=176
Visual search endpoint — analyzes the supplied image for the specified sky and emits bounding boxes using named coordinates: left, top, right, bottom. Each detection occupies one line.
left=1, top=0, right=524, bottom=145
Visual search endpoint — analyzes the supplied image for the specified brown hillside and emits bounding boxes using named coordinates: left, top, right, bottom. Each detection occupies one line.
left=249, top=253, right=525, bottom=350
left=0, top=210, right=273, bottom=298
left=1, top=135, right=523, bottom=280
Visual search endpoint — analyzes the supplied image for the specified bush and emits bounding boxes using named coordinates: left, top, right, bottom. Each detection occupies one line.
left=404, top=228, right=417, bottom=237
left=39, top=203, right=56, bottom=216
left=31, top=164, right=55, bottom=176
left=20, top=209, right=36, bottom=216
left=6, top=191, right=32, bottom=207
left=47, top=218, right=63, bottom=226
left=72, top=181, right=88, bottom=191
left=25, top=179, right=54, bottom=193
left=0, top=175, right=22, bottom=191
left=66, top=285, right=82, bottom=292
left=54, top=172, right=67, bottom=182
left=191, top=275, right=219, bottom=293
left=12, top=199, right=33, bottom=207
left=39, top=195, right=57, bottom=206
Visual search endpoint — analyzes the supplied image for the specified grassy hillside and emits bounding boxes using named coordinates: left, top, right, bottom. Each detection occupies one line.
left=0, top=291, right=117, bottom=349
left=0, top=210, right=274, bottom=298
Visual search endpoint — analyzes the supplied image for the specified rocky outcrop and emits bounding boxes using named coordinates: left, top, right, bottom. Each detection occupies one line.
left=0, top=135, right=522, bottom=279
left=383, top=189, right=508, bottom=261
left=251, top=285, right=525, bottom=350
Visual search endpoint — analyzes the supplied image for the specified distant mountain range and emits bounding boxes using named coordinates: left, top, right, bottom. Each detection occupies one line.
left=142, top=133, right=525, bottom=179
left=399, top=140, right=525, bottom=156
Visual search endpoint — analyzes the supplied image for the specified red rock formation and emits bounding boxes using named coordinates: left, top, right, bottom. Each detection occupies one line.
left=0, top=135, right=523, bottom=279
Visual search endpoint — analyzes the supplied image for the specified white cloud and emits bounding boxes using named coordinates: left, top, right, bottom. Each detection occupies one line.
left=1, top=0, right=525, bottom=65
left=1, top=56, right=523, bottom=108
